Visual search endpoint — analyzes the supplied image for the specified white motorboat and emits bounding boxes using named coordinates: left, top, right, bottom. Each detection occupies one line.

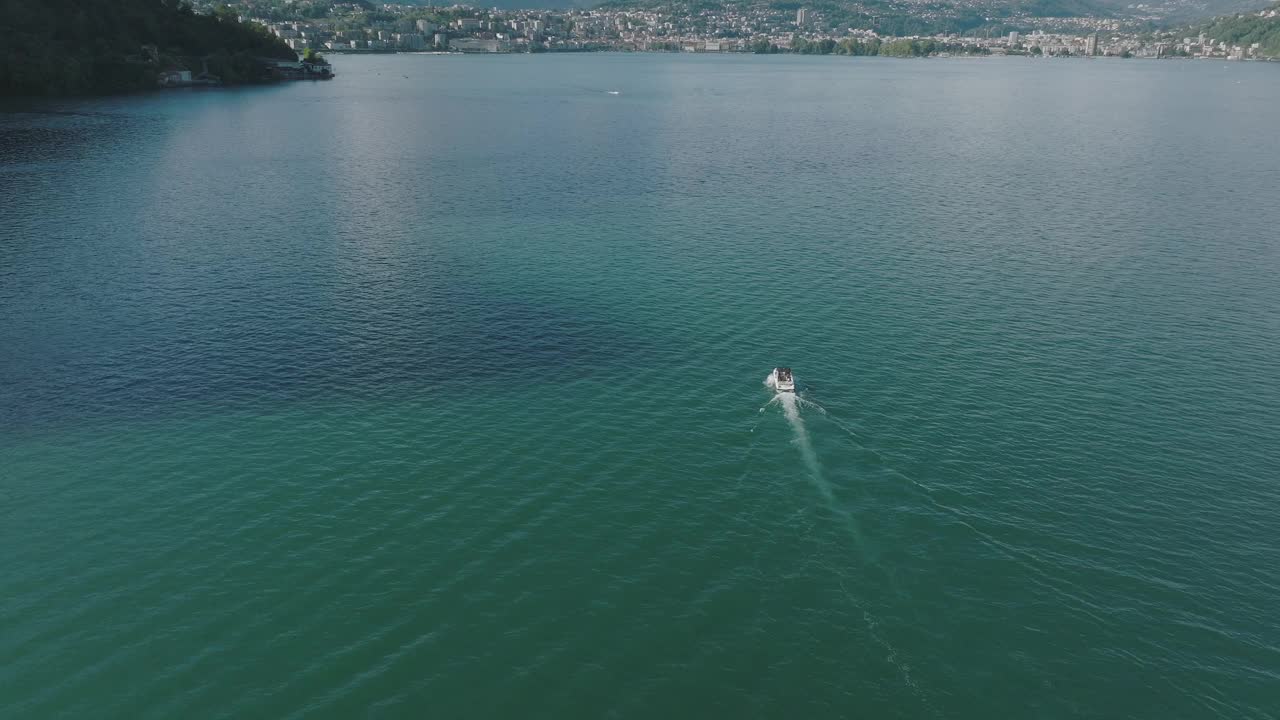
left=771, top=367, right=795, bottom=393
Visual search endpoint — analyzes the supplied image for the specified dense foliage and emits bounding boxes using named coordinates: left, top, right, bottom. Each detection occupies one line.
left=1, top=0, right=297, bottom=96
left=1199, top=2, right=1280, bottom=56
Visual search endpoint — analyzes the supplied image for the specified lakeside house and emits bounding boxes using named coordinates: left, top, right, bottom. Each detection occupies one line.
left=157, top=54, right=331, bottom=89
left=301, top=58, right=333, bottom=77
left=264, top=57, right=335, bottom=80
left=159, top=69, right=192, bottom=86
left=157, top=67, right=222, bottom=88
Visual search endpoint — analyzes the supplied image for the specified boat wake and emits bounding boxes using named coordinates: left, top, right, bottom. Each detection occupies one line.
left=781, top=393, right=828, bottom=497
left=758, top=372, right=930, bottom=712
left=762, top=372, right=840, bottom=508
left=788, top=380, right=1075, bottom=622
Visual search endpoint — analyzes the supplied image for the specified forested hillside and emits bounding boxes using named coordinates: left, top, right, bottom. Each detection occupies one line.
left=1, top=0, right=296, bottom=96
left=1199, top=2, right=1280, bottom=55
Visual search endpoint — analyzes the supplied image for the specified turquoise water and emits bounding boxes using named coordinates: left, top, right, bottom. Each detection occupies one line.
left=3, top=55, right=1279, bottom=718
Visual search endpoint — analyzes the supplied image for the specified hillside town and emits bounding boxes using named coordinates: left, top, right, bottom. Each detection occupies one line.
left=202, top=2, right=1280, bottom=60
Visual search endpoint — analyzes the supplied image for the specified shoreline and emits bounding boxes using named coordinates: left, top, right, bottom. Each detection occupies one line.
left=5, top=51, right=1272, bottom=101
left=326, top=49, right=1279, bottom=62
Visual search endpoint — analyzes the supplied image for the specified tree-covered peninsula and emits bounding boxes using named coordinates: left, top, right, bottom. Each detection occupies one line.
left=1, top=0, right=298, bottom=96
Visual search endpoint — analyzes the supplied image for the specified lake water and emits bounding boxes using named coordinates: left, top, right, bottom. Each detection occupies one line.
left=2, top=54, right=1279, bottom=718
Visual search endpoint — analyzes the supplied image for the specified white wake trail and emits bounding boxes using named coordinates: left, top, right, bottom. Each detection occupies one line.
left=769, top=380, right=874, bottom=569
left=761, top=374, right=927, bottom=708
left=763, top=371, right=830, bottom=498
left=779, top=392, right=832, bottom=501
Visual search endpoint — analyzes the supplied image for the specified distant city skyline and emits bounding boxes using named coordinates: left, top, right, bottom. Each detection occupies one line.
left=210, top=0, right=1280, bottom=61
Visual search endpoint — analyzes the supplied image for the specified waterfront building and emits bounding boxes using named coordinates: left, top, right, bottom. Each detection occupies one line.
left=158, top=69, right=193, bottom=86
left=450, top=38, right=502, bottom=53
left=395, top=33, right=427, bottom=50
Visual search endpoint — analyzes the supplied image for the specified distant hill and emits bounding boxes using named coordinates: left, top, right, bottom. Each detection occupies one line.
left=1198, top=1, right=1280, bottom=53
left=601, top=0, right=1267, bottom=18
left=996, top=0, right=1116, bottom=17
left=266, top=0, right=1272, bottom=20
left=1093, top=0, right=1278, bottom=23
left=396, top=0, right=1109, bottom=13
left=594, top=0, right=1116, bottom=34
left=0, top=0, right=297, bottom=96
left=392, top=0, right=598, bottom=7
left=595, top=0, right=1118, bottom=18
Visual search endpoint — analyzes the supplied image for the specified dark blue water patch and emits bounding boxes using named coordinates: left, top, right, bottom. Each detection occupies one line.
left=0, top=126, right=93, bottom=166
left=0, top=109, right=155, bottom=169
left=0, top=287, right=650, bottom=433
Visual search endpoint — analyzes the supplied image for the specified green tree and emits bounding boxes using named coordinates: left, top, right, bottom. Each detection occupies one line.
left=879, top=39, right=918, bottom=57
